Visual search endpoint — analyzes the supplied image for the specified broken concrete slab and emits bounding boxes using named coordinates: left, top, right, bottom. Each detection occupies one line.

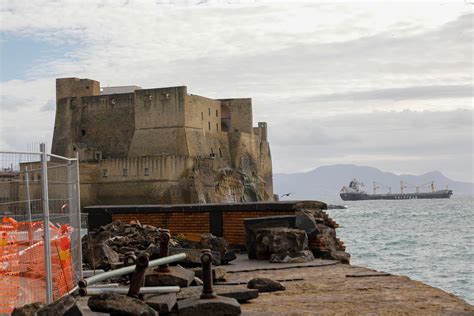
left=145, top=293, right=177, bottom=314
left=177, top=296, right=241, bottom=316
left=145, top=265, right=195, bottom=287
left=88, top=292, right=157, bottom=316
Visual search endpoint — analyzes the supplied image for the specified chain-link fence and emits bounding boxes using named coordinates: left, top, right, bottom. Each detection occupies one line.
left=0, top=144, right=82, bottom=313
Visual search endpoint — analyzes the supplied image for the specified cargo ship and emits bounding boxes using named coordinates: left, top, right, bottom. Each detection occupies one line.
left=340, top=179, right=453, bottom=201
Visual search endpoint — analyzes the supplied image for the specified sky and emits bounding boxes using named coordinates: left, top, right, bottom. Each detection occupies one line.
left=0, top=0, right=473, bottom=182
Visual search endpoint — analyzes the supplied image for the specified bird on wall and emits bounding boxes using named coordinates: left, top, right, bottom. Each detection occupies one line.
left=280, top=192, right=293, bottom=198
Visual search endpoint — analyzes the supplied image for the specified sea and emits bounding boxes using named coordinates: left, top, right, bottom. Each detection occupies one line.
left=322, top=195, right=473, bottom=305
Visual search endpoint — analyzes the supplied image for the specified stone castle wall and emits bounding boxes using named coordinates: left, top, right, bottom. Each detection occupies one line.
left=52, top=77, right=273, bottom=206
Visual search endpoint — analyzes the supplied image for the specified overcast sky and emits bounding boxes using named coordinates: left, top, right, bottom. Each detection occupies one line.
left=0, top=0, right=473, bottom=182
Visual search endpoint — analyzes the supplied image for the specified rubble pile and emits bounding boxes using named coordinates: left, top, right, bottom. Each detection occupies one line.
left=244, top=206, right=350, bottom=264
left=82, top=220, right=169, bottom=270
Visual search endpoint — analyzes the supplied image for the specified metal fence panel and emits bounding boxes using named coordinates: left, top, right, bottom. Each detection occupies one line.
left=0, top=146, right=82, bottom=312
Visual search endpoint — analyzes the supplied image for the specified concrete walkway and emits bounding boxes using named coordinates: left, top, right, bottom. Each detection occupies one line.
left=223, top=255, right=473, bottom=315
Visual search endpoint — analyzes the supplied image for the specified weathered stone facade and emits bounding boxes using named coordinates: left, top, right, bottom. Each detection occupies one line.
left=52, top=78, right=273, bottom=206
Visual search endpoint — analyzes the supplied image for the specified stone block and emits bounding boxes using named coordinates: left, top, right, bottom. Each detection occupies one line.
left=254, top=227, right=308, bottom=260
left=177, top=296, right=241, bottom=316
left=145, top=265, right=195, bottom=287
left=145, top=293, right=177, bottom=314
left=244, top=215, right=296, bottom=259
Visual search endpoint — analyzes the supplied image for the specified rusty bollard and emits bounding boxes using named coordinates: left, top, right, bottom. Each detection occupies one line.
left=127, top=252, right=149, bottom=299
left=200, top=249, right=217, bottom=299
left=158, top=229, right=171, bottom=273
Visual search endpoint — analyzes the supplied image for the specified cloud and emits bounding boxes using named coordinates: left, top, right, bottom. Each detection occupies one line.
left=0, top=3, right=472, bottom=180
left=40, top=99, right=55, bottom=112
left=301, top=85, right=473, bottom=102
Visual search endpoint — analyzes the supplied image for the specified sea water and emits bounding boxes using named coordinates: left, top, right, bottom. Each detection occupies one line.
left=323, top=195, right=473, bottom=304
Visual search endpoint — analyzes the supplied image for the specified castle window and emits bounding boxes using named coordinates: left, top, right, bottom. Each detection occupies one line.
left=123, top=168, right=128, bottom=177
left=208, top=108, right=210, bottom=116
left=201, top=112, right=203, bottom=120
left=210, top=148, right=215, bottom=157
left=144, top=168, right=150, bottom=176
left=102, top=169, right=108, bottom=178
left=81, top=130, right=86, bottom=136
left=208, top=122, right=211, bottom=130
left=219, top=148, right=223, bottom=158
left=216, top=123, right=219, bottom=131
left=85, top=86, right=89, bottom=90
left=216, top=109, right=218, bottom=117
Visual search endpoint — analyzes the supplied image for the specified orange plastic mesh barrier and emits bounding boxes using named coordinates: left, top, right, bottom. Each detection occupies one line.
left=0, top=218, right=74, bottom=314
left=0, top=223, right=20, bottom=314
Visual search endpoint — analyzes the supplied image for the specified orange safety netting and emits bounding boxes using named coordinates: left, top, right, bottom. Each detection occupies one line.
left=0, top=217, right=74, bottom=314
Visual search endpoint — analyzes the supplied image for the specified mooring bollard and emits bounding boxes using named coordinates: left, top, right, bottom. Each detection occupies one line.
left=127, top=252, right=150, bottom=299
left=200, top=249, right=217, bottom=299
left=158, top=229, right=171, bottom=273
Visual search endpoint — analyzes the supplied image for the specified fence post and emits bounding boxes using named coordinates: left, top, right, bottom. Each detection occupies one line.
left=40, top=143, right=54, bottom=303
left=75, top=152, right=83, bottom=280
left=25, top=167, right=32, bottom=222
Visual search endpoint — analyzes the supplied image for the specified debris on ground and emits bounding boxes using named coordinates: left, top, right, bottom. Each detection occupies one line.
left=247, top=277, right=286, bottom=293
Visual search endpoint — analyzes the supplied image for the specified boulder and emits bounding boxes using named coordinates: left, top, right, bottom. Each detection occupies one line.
left=244, top=216, right=296, bottom=259
left=295, top=210, right=320, bottom=237
left=88, top=293, right=157, bottom=316
left=12, top=302, right=44, bottom=316
left=247, top=278, right=285, bottom=293
left=254, top=227, right=308, bottom=260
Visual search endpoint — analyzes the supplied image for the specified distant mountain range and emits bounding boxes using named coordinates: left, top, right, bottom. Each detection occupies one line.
left=273, top=164, right=474, bottom=199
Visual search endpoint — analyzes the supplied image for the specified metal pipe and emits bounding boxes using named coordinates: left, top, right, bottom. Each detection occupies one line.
left=79, top=253, right=187, bottom=288
left=40, top=143, right=53, bottom=304
left=79, top=286, right=180, bottom=296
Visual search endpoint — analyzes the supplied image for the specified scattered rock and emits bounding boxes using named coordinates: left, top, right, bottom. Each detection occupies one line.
left=88, top=292, right=157, bottom=316
left=327, top=204, right=347, bottom=209
left=12, top=302, right=44, bottom=316
left=37, top=295, right=81, bottom=316
left=247, top=278, right=286, bottom=293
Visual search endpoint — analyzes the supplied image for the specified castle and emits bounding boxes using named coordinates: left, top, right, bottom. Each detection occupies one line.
left=52, top=78, right=274, bottom=206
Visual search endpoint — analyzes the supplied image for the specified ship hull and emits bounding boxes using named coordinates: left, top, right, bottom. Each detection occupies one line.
left=340, top=190, right=453, bottom=201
